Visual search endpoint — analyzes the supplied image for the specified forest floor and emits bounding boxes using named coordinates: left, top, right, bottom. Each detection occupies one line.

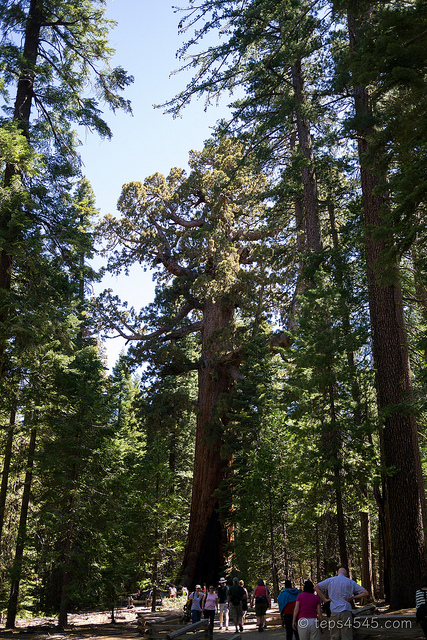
left=0, top=604, right=422, bottom=640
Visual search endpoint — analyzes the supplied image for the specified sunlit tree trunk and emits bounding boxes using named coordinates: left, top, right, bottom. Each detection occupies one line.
left=180, top=300, right=234, bottom=587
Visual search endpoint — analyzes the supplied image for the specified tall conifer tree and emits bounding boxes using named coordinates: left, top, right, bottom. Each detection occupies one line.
left=0, top=0, right=133, bottom=375
left=97, top=137, right=289, bottom=586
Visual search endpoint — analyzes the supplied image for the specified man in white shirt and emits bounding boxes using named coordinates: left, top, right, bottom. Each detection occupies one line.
left=315, top=568, right=369, bottom=640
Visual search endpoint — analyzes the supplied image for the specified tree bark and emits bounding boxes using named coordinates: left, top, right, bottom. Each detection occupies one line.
left=268, top=485, right=279, bottom=600
left=291, top=59, right=323, bottom=255
left=348, top=8, right=426, bottom=608
left=180, top=299, right=234, bottom=587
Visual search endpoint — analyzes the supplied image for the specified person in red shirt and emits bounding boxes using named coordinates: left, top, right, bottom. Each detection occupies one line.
left=250, top=579, right=271, bottom=632
left=292, top=580, right=323, bottom=640
left=278, top=580, right=300, bottom=640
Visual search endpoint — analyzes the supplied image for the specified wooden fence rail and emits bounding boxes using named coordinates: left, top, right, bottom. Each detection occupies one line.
left=138, top=615, right=210, bottom=640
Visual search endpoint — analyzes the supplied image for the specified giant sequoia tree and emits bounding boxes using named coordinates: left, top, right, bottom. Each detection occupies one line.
left=158, top=0, right=427, bottom=605
left=98, top=138, right=288, bottom=586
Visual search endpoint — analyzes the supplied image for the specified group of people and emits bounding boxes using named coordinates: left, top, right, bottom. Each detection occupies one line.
left=188, top=577, right=270, bottom=634
left=278, top=568, right=368, bottom=640
left=187, top=568, right=427, bottom=640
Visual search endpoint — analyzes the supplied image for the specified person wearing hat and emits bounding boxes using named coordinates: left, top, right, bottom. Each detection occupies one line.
left=218, top=578, right=229, bottom=630
left=416, top=575, right=427, bottom=638
left=228, top=577, right=245, bottom=633
left=190, top=585, right=204, bottom=623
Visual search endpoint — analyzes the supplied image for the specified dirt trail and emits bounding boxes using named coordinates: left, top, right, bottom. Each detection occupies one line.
left=0, top=606, right=422, bottom=640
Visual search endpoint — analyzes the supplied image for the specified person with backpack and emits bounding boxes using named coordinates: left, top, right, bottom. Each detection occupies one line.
left=278, top=580, right=300, bottom=640
left=190, top=585, right=204, bottom=623
left=416, top=575, right=427, bottom=638
left=250, top=578, right=271, bottom=632
left=228, top=577, right=245, bottom=633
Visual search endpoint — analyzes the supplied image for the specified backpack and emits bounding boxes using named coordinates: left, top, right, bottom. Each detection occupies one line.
left=230, top=586, right=243, bottom=605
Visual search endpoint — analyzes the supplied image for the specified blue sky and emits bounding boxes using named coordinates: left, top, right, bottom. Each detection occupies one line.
left=82, top=0, right=232, bottom=369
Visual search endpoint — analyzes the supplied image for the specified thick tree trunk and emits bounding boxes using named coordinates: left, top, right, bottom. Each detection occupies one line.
left=348, top=8, right=426, bottom=608
left=291, top=60, right=323, bottom=255
left=6, top=426, right=37, bottom=628
left=58, top=534, right=72, bottom=630
left=180, top=300, right=234, bottom=587
left=287, top=133, right=306, bottom=332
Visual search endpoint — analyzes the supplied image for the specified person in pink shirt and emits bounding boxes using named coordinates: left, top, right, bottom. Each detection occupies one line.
left=292, top=580, right=323, bottom=640
left=202, top=585, right=219, bottom=633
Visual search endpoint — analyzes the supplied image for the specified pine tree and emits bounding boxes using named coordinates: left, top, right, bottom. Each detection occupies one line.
left=330, top=0, right=427, bottom=606
left=0, top=0, right=133, bottom=374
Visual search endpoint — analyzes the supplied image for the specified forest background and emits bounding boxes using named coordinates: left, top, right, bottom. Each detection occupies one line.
left=0, top=0, right=426, bottom=631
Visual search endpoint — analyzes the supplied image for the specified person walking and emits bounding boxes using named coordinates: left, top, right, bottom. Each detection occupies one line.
left=315, top=567, right=368, bottom=640
left=250, top=579, right=271, bottom=632
left=416, top=575, right=427, bottom=638
left=203, top=585, right=218, bottom=634
left=239, top=580, right=249, bottom=628
left=190, top=585, right=204, bottom=623
left=292, top=580, right=323, bottom=640
left=228, top=577, right=245, bottom=633
left=278, top=580, right=300, bottom=640
left=218, top=578, right=229, bottom=630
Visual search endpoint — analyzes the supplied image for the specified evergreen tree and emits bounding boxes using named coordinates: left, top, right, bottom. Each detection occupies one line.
left=0, top=0, right=133, bottom=374
left=163, top=0, right=427, bottom=602
left=330, top=0, right=427, bottom=605
left=96, top=136, right=289, bottom=586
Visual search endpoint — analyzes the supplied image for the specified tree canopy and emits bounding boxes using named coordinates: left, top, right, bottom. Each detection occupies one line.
left=1, top=0, right=427, bottom=622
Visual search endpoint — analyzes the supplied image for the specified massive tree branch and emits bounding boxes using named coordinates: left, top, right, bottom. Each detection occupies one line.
left=160, top=359, right=201, bottom=377
left=94, top=292, right=201, bottom=344
left=233, top=229, right=268, bottom=242
left=153, top=220, right=196, bottom=278
left=270, top=331, right=292, bottom=352
left=161, top=320, right=203, bottom=342
left=162, top=195, right=206, bottom=228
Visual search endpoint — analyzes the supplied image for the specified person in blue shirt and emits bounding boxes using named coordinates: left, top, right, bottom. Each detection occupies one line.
left=278, top=580, right=300, bottom=640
